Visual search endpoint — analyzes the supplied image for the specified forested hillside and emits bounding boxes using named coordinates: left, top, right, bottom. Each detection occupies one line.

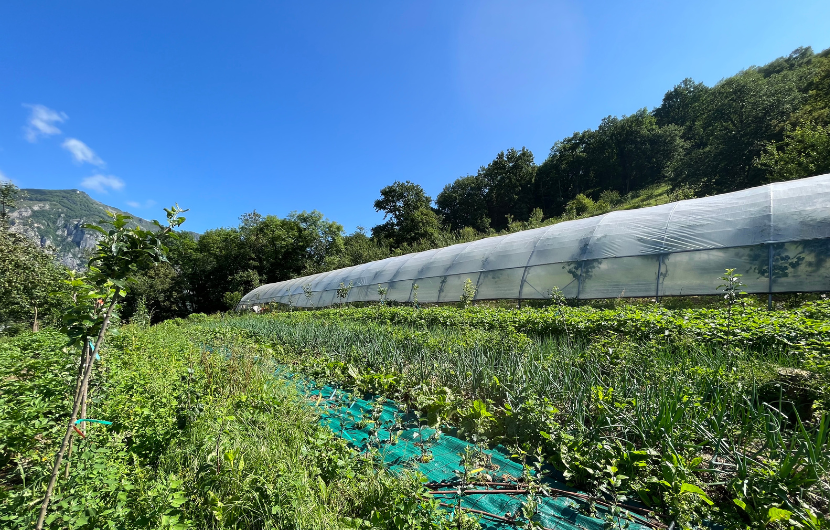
left=4, top=46, right=830, bottom=322
left=124, top=45, right=829, bottom=319
left=437, top=45, right=830, bottom=231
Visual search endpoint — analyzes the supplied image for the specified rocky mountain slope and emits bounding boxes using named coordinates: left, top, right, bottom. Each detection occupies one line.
left=9, top=189, right=157, bottom=270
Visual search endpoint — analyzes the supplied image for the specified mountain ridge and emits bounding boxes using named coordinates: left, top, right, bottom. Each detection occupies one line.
left=9, top=188, right=159, bottom=270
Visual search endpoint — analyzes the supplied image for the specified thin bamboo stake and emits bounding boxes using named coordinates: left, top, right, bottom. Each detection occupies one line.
left=36, top=298, right=118, bottom=530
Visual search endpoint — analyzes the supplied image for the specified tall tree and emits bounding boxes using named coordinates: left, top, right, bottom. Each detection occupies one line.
left=653, top=78, right=710, bottom=132
left=680, top=68, right=809, bottom=192
left=0, top=179, right=22, bottom=227
left=435, top=174, right=491, bottom=232
left=372, top=180, right=440, bottom=247
left=0, top=229, right=67, bottom=331
left=592, top=110, right=686, bottom=194
left=478, top=147, right=536, bottom=230
left=535, top=131, right=593, bottom=216
left=756, top=121, right=830, bottom=181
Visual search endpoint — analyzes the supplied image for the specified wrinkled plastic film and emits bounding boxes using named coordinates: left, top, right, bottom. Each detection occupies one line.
left=240, top=175, right=830, bottom=308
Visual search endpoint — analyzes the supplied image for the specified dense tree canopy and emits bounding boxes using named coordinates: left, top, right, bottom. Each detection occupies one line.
left=371, top=181, right=440, bottom=247
left=0, top=227, right=67, bottom=331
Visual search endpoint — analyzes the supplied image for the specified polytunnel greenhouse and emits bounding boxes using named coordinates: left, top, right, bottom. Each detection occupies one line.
left=239, top=173, right=830, bottom=308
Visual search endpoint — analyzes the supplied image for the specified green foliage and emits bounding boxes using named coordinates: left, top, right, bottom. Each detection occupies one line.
left=223, top=301, right=830, bottom=528
left=372, top=180, right=441, bottom=247
left=222, top=291, right=242, bottom=310
left=0, top=332, right=75, bottom=489
left=124, top=209, right=344, bottom=317
left=0, top=228, right=69, bottom=331
left=0, top=179, right=21, bottom=226
left=1, top=324, right=456, bottom=529
left=130, top=296, right=152, bottom=327
left=336, top=281, right=354, bottom=305
left=757, top=121, right=830, bottom=181
left=459, top=278, right=476, bottom=307
left=435, top=174, right=491, bottom=232
left=293, top=300, right=830, bottom=353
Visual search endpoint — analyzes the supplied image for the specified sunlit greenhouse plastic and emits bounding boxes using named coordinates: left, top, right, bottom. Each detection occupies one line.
left=239, top=173, right=830, bottom=308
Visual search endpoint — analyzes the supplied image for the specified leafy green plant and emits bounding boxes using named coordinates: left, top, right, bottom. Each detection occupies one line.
left=130, top=296, right=153, bottom=326
left=303, top=282, right=314, bottom=307
left=459, top=278, right=476, bottom=308
left=717, top=267, right=747, bottom=352
left=219, top=299, right=830, bottom=528
left=336, top=281, right=354, bottom=306
left=35, top=205, right=187, bottom=529
left=378, top=285, right=388, bottom=306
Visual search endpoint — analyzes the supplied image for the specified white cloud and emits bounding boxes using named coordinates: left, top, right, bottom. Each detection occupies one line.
left=62, top=138, right=104, bottom=166
left=126, top=199, right=157, bottom=209
left=24, top=104, right=68, bottom=142
left=81, top=174, right=124, bottom=193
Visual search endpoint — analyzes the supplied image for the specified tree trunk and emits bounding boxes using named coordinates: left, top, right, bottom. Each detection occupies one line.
left=36, top=298, right=118, bottom=530
left=64, top=342, right=91, bottom=479
left=32, top=305, right=38, bottom=332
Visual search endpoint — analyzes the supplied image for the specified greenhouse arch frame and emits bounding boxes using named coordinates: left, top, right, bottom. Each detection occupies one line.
left=240, top=174, right=830, bottom=309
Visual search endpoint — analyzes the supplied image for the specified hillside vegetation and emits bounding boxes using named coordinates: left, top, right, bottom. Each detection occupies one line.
left=112, top=46, right=830, bottom=319
left=8, top=189, right=156, bottom=270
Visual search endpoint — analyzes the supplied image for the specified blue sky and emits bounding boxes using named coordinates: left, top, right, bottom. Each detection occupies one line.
left=1, top=1, right=828, bottom=234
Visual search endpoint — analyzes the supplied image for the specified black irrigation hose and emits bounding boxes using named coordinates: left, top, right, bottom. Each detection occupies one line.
left=436, top=502, right=537, bottom=527
left=426, top=481, right=665, bottom=529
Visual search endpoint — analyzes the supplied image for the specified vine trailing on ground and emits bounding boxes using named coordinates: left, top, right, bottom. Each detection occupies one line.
left=35, top=205, right=187, bottom=530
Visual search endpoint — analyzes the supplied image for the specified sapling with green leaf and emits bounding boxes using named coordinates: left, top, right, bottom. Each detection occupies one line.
left=460, top=278, right=476, bottom=307
left=336, top=280, right=353, bottom=307
left=36, top=205, right=187, bottom=530
left=302, top=282, right=314, bottom=307
left=377, top=284, right=388, bottom=306
left=716, top=268, right=747, bottom=352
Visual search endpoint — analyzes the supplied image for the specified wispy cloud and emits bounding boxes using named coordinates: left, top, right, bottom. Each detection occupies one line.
left=23, top=104, right=68, bottom=142
left=62, top=138, right=104, bottom=166
left=126, top=199, right=156, bottom=209
left=81, top=174, right=124, bottom=193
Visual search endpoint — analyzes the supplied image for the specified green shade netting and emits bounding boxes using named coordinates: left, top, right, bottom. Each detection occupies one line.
left=276, top=368, right=653, bottom=530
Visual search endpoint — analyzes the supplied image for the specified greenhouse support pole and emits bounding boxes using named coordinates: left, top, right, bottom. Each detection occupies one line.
left=768, top=244, right=774, bottom=310
left=655, top=255, right=662, bottom=302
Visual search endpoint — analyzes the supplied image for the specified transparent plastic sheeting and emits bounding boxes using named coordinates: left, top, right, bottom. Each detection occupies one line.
left=240, top=174, right=830, bottom=308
